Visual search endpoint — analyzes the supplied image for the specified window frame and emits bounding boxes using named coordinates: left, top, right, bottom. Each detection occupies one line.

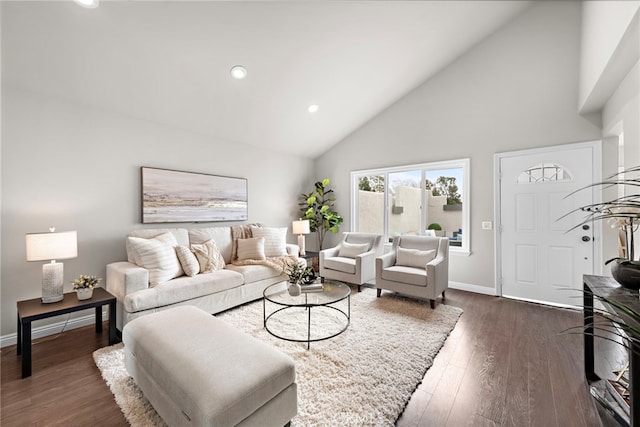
left=350, top=158, right=471, bottom=256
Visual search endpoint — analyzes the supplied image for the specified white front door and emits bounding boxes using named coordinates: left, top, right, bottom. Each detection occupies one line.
left=498, top=142, right=599, bottom=307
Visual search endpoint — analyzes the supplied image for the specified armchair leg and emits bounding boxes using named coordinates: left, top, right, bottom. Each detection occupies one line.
left=377, top=289, right=381, bottom=298
left=442, top=290, right=446, bottom=301
left=430, top=299, right=435, bottom=309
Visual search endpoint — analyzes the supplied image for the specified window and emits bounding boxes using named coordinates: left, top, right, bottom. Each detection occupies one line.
left=516, top=163, right=572, bottom=184
left=351, top=158, right=470, bottom=255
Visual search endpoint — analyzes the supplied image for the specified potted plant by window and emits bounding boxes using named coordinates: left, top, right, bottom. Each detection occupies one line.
left=565, top=166, right=640, bottom=289
left=72, top=275, right=101, bottom=300
left=298, top=178, right=343, bottom=250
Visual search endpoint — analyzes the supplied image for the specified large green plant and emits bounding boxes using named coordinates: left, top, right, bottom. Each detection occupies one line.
left=299, top=178, right=343, bottom=250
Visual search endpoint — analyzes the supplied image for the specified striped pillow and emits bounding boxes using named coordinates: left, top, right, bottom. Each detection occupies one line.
left=250, top=226, right=287, bottom=257
left=175, top=245, right=200, bottom=277
left=127, top=233, right=183, bottom=285
left=236, top=237, right=266, bottom=261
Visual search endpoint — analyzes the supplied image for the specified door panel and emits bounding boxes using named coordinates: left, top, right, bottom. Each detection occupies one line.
left=500, top=145, right=595, bottom=307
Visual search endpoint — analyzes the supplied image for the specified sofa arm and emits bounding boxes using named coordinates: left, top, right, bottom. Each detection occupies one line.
left=355, top=250, right=376, bottom=276
left=106, top=262, right=149, bottom=302
left=286, top=244, right=300, bottom=257
left=320, top=245, right=340, bottom=262
left=377, top=251, right=396, bottom=269
left=426, top=256, right=448, bottom=294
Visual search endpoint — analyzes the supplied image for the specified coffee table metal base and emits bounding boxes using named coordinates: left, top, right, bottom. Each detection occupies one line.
left=263, top=296, right=350, bottom=349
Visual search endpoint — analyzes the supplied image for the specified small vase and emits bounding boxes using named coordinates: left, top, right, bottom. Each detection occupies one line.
left=610, top=260, right=640, bottom=290
left=287, top=282, right=302, bottom=296
left=76, top=288, right=93, bottom=300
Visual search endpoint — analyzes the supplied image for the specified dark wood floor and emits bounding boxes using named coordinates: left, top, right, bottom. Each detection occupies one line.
left=1, top=289, right=623, bottom=426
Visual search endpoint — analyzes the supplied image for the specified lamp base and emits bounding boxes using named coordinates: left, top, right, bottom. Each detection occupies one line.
left=297, top=234, right=306, bottom=257
left=42, top=262, right=64, bottom=303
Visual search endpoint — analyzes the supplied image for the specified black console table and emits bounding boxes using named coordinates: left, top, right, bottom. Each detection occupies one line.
left=584, top=275, right=640, bottom=425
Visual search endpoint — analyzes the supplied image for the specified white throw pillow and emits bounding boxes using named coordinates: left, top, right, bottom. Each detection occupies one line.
left=250, top=226, right=287, bottom=257
left=236, top=237, right=266, bottom=261
left=127, top=233, right=183, bottom=285
left=191, top=240, right=226, bottom=273
left=175, top=245, right=200, bottom=277
left=396, top=247, right=436, bottom=269
left=338, top=241, right=370, bottom=258
left=128, top=231, right=178, bottom=267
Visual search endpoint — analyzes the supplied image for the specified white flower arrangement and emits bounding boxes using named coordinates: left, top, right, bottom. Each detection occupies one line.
left=72, top=275, right=101, bottom=290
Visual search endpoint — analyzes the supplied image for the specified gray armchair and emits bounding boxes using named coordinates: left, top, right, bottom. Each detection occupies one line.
left=375, top=235, right=449, bottom=308
left=320, top=232, right=384, bottom=292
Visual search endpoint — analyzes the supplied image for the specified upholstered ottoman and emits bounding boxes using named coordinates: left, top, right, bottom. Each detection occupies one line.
left=122, top=306, right=297, bottom=427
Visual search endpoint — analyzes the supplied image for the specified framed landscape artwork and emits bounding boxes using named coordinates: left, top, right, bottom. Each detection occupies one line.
left=141, top=167, right=248, bottom=223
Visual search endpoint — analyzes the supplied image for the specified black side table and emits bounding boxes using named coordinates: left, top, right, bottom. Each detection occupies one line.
left=300, top=251, right=319, bottom=272
left=16, top=287, right=117, bottom=378
left=584, top=274, right=640, bottom=426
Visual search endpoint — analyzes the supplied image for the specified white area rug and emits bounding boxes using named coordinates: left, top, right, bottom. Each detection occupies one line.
left=93, top=288, right=462, bottom=426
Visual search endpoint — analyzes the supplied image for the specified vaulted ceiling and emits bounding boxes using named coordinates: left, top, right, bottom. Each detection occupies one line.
left=2, top=1, right=531, bottom=158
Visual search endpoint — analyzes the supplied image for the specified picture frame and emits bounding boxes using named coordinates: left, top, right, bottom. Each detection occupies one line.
left=141, top=167, right=248, bottom=223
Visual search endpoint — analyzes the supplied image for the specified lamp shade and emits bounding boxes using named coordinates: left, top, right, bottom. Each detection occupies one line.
left=26, top=231, right=78, bottom=261
left=292, top=220, right=310, bottom=235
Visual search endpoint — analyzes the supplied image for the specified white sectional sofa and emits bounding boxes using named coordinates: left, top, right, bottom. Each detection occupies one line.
left=106, top=225, right=299, bottom=330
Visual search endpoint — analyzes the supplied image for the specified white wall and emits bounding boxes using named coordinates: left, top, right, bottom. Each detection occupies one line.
left=0, top=87, right=314, bottom=336
left=579, top=1, right=640, bottom=113
left=602, top=61, right=640, bottom=262
left=315, top=1, right=602, bottom=290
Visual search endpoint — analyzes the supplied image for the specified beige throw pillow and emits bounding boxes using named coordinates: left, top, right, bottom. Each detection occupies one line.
left=127, top=233, right=183, bottom=285
left=396, top=247, right=436, bottom=269
left=191, top=240, right=226, bottom=273
left=236, top=237, right=266, bottom=261
left=175, top=245, right=200, bottom=277
left=250, top=226, right=287, bottom=257
left=338, top=241, right=370, bottom=258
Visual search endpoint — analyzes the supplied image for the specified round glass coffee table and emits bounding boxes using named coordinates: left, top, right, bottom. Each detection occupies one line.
left=263, top=280, right=350, bottom=349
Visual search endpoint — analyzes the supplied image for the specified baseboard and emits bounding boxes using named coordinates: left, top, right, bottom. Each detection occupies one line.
left=449, top=281, right=497, bottom=296
left=0, top=309, right=109, bottom=348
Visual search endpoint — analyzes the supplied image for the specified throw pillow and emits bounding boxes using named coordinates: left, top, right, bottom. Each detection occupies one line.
left=338, top=241, right=370, bottom=258
left=236, top=237, right=266, bottom=261
left=175, top=245, right=200, bottom=277
left=127, top=233, right=184, bottom=285
left=128, top=231, right=179, bottom=267
left=191, top=239, right=226, bottom=273
left=396, top=247, right=436, bottom=269
left=250, top=226, right=287, bottom=257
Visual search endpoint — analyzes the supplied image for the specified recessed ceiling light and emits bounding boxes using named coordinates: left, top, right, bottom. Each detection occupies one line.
left=230, top=65, right=248, bottom=80
left=307, top=104, right=319, bottom=113
left=74, top=0, right=99, bottom=8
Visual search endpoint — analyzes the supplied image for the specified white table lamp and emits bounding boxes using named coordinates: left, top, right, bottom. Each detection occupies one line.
left=26, top=229, right=78, bottom=303
left=292, top=219, right=310, bottom=256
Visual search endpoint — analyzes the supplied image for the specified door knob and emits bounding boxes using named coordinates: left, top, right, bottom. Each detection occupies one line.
left=582, top=236, right=591, bottom=242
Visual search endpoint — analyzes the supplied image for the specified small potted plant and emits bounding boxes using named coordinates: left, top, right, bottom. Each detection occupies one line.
left=72, top=275, right=101, bottom=300
left=284, top=259, right=307, bottom=296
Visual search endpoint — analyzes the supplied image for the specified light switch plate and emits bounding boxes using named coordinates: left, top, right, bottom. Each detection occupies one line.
left=482, top=221, right=492, bottom=230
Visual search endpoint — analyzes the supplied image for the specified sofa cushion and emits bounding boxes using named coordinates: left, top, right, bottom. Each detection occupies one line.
left=250, top=226, right=287, bottom=257
left=237, top=237, right=266, bottom=261
left=128, top=233, right=184, bottom=285
left=225, top=263, right=285, bottom=283
left=380, top=265, right=427, bottom=287
left=123, top=269, right=245, bottom=313
left=323, top=256, right=356, bottom=274
left=175, top=245, right=200, bottom=277
left=338, top=241, right=370, bottom=258
left=396, top=247, right=436, bottom=269
left=191, top=240, right=226, bottom=273
left=188, top=227, right=233, bottom=264
left=127, top=229, right=189, bottom=264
